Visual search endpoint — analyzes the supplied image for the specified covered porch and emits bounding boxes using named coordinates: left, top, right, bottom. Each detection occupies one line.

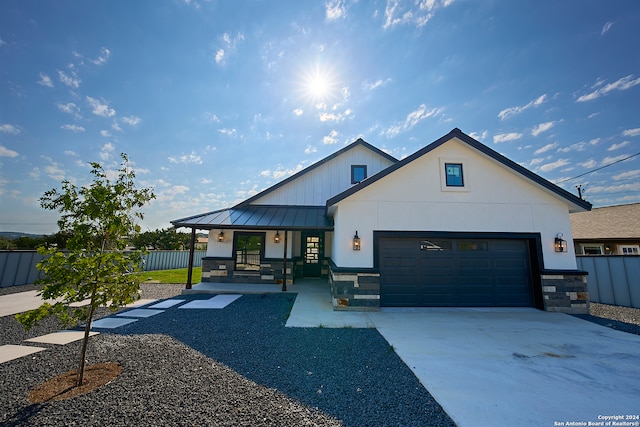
left=171, top=205, right=334, bottom=290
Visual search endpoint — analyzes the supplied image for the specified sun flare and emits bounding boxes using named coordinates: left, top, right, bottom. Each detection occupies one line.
left=299, top=63, right=339, bottom=103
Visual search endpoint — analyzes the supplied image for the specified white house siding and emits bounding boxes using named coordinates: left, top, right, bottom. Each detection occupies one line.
left=251, top=144, right=395, bottom=206
left=330, top=137, right=577, bottom=271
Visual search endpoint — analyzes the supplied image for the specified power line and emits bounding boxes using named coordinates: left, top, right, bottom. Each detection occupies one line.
left=556, top=151, right=640, bottom=184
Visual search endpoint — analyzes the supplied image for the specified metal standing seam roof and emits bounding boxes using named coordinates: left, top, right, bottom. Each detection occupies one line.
left=170, top=205, right=333, bottom=230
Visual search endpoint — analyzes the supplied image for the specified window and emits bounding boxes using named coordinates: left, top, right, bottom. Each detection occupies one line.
left=582, top=246, right=603, bottom=255
left=351, top=165, right=367, bottom=184
left=619, top=245, right=640, bottom=255
left=234, top=232, right=264, bottom=271
left=445, top=163, right=464, bottom=187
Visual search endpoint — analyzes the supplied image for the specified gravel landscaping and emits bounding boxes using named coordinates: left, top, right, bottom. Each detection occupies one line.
left=1, top=284, right=455, bottom=426
left=2, top=282, right=639, bottom=426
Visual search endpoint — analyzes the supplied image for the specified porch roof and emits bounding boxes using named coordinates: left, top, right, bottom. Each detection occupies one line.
left=171, top=205, right=333, bottom=230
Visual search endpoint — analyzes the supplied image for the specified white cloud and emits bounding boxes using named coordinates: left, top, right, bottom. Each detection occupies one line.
left=319, top=112, right=345, bottom=122
left=293, top=108, right=304, bottom=117
left=622, top=128, right=640, bottom=137
left=304, top=145, right=317, bottom=154
left=576, top=75, right=640, bottom=102
left=100, top=130, right=111, bottom=137
left=100, top=142, right=115, bottom=160
left=601, top=21, right=614, bottom=36
left=38, top=72, right=54, bottom=87
left=589, top=182, right=640, bottom=194
left=607, top=141, right=630, bottom=151
left=498, top=94, right=547, bottom=120
left=0, top=124, right=21, bottom=135
left=383, top=0, right=453, bottom=29
left=61, top=124, right=85, bottom=133
left=469, top=130, right=489, bottom=141
left=201, top=178, right=212, bottom=184
left=602, top=154, right=629, bottom=164
left=579, top=159, right=598, bottom=169
left=88, top=47, right=111, bottom=65
left=323, top=130, right=339, bottom=145
left=111, top=121, right=123, bottom=132
left=382, top=104, right=441, bottom=138
left=493, top=132, right=522, bottom=143
left=58, top=70, right=81, bottom=88
left=157, top=185, right=190, bottom=203
left=261, top=164, right=305, bottom=180
left=539, top=159, right=569, bottom=172
left=534, top=143, right=557, bottom=155
left=215, top=48, right=225, bottom=65
left=557, top=141, right=587, bottom=153
left=218, top=128, right=237, bottom=137
left=204, top=112, right=221, bottom=123
left=121, top=115, right=141, bottom=126
left=326, top=0, right=346, bottom=20
left=362, top=78, right=392, bottom=91
left=57, top=102, right=81, bottom=119
left=168, top=152, right=203, bottom=164
left=0, top=145, right=18, bottom=157
left=531, top=121, right=556, bottom=137
left=44, top=163, right=65, bottom=181
left=86, top=96, right=116, bottom=117
left=612, top=169, right=640, bottom=181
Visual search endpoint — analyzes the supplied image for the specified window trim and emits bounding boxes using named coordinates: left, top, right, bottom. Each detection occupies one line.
left=351, top=165, right=367, bottom=184
left=439, top=158, right=469, bottom=192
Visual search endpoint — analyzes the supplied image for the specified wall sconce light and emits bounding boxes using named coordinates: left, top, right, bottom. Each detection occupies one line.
left=554, top=233, right=567, bottom=253
left=217, top=231, right=225, bottom=242
left=274, top=231, right=280, bottom=244
left=353, top=231, right=361, bottom=251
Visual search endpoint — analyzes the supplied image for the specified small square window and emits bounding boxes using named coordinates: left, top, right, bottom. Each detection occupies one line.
left=351, top=165, right=367, bottom=184
left=445, top=163, right=464, bottom=187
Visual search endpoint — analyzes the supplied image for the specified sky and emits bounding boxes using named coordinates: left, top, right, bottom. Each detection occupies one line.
left=1, top=0, right=640, bottom=235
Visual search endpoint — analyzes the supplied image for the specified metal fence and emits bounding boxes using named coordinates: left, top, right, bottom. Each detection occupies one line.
left=0, top=250, right=207, bottom=288
left=577, top=255, right=640, bottom=309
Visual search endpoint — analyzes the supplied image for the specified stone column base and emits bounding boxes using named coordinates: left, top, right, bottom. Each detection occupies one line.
left=541, top=273, right=589, bottom=314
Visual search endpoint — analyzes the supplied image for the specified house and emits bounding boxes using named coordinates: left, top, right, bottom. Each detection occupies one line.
left=570, top=203, right=640, bottom=255
left=172, top=128, right=592, bottom=313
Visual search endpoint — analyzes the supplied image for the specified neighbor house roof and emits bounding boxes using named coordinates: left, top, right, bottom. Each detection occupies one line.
left=570, top=203, right=640, bottom=240
left=171, top=205, right=333, bottom=230
left=326, top=128, right=592, bottom=213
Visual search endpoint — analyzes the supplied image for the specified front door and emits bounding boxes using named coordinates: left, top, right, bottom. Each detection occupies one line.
left=302, top=231, right=324, bottom=277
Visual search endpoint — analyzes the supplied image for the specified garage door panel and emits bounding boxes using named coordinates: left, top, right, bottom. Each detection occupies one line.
left=380, top=237, right=535, bottom=307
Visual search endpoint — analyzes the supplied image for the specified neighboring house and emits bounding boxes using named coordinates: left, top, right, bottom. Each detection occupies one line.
left=195, top=236, right=208, bottom=250
left=172, top=128, right=592, bottom=313
left=570, top=203, right=640, bottom=255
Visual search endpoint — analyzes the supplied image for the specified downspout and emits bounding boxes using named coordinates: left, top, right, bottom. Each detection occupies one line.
left=186, top=227, right=196, bottom=290
left=282, top=230, right=288, bottom=292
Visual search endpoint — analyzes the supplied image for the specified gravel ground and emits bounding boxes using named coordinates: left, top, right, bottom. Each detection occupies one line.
left=1, top=285, right=455, bottom=426
left=2, top=283, right=639, bottom=426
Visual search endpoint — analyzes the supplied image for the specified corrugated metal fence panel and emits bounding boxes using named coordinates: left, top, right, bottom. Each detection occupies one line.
left=0, top=250, right=207, bottom=287
left=0, top=251, right=45, bottom=288
left=577, top=256, right=640, bottom=309
left=141, top=251, right=206, bottom=271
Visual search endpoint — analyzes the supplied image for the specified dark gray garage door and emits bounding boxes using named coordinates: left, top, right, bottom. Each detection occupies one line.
left=379, top=237, right=534, bottom=307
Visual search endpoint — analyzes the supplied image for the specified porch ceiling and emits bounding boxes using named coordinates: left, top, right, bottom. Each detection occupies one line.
left=171, top=205, right=334, bottom=230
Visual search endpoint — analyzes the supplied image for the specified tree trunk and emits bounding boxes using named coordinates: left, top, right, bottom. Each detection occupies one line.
left=77, top=282, right=99, bottom=386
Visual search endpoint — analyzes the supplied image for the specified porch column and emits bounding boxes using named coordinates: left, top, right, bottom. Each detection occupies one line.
left=282, top=230, right=288, bottom=291
left=186, top=227, right=196, bottom=290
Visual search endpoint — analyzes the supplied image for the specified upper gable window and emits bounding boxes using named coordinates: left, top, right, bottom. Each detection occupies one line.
left=351, top=165, right=367, bottom=184
left=445, top=163, right=464, bottom=187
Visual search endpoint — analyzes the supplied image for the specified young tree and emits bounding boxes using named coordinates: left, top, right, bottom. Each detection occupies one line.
left=16, top=154, right=155, bottom=386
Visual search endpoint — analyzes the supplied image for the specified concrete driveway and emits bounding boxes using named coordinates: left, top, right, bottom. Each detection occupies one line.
left=281, top=281, right=640, bottom=427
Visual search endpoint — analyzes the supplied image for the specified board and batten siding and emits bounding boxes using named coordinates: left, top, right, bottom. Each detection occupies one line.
left=331, top=137, right=578, bottom=271
left=252, top=144, right=396, bottom=206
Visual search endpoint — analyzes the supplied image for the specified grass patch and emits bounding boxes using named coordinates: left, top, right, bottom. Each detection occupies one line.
left=135, top=267, right=202, bottom=284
